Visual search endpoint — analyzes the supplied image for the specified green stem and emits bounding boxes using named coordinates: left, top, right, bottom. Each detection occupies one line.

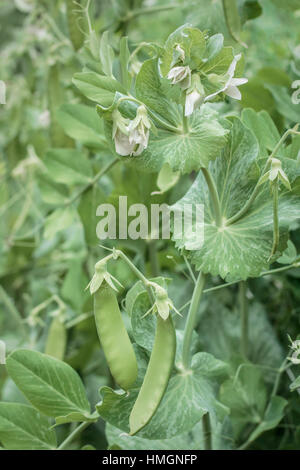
left=269, top=181, right=279, bottom=260
left=66, top=158, right=119, bottom=206
left=202, top=413, right=212, bottom=450
left=239, top=281, right=248, bottom=358
left=182, top=106, right=189, bottom=133
left=201, top=168, right=222, bottom=227
left=227, top=126, right=300, bottom=226
left=148, top=240, right=159, bottom=277
left=182, top=272, right=206, bottom=369
left=58, top=421, right=91, bottom=450
left=116, top=251, right=155, bottom=303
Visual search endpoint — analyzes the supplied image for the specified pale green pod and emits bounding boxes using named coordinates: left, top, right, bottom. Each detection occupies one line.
left=94, top=283, right=138, bottom=391
left=129, top=315, right=176, bottom=435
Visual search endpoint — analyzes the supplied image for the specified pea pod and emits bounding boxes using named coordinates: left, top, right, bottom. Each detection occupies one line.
left=45, top=316, right=67, bottom=361
left=94, top=282, right=138, bottom=391
left=129, top=315, right=176, bottom=435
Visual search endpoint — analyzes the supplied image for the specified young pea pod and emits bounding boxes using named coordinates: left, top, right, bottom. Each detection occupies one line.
left=129, top=314, right=176, bottom=435
left=94, top=282, right=138, bottom=391
left=45, top=316, right=67, bottom=361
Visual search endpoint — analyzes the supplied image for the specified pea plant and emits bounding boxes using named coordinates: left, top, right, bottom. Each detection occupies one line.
left=0, top=0, right=300, bottom=452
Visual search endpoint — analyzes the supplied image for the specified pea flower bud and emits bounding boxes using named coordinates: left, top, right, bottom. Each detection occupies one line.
left=112, top=109, right=134, bottom=156
left=167, top=65, right=191, bottom=90
left=127, top=105, right=151, bottom=156
left=258, top=158, right=291, bottom=190
left=184, top=74, right=205, bottom=116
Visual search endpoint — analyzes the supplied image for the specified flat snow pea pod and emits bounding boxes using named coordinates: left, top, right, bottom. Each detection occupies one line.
left=129, top=314, right=176, bottom=435
left=45, top=316, right=67, bottom=361
left=94, top=282, right=138, bottom=391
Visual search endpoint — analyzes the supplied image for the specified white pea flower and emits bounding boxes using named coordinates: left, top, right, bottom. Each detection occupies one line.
left=112, top=106, right=151, bottom=157
left=167, top=65, right=191, bottom=90
left=184, top=74, right=205, bottom=116
left=258, top=158, right=291, bottom=190
left=205, top=54, right=248, bottom=102
left=112, top=109, right=134, bottom=156
left=128, top=105, right=151, bottom=156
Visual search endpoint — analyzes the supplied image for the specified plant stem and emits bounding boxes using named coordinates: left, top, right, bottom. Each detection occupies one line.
left=227, top=126, right=300, bottom=225
left=182, top=106, right=189, bottom=133
left=148, top=240, right=159, bottom=277
left=116, top=251, right=155, bottom=303
left=269, top=181, right=279, bottom=260
left=202, top=413, right=212, bottom=450
left=182, top=272, right=206, bottom=369
left=239, top=281, right=248, bottom=358
left=66, top=157, right=119, bottom=206
left=201, top=168, right=222, bottom=227
left=58, top=421, right=91, bottom=450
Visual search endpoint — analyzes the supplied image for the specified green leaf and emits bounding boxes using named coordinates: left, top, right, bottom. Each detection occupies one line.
left=44, top=149, right=92, bottom=186
left=277, top=240, right=297, bottom=265
left=220, top=365, right=267, bottom=437
left=241, top=108, right=280, bottom=158
left=0, top=403, right=57, bottom=450
left=38, top=174, right=69, bottom=206
left=120, top=36, right=131, bottom=90
left=6, top=349, right=91, bottom=421
left=96, top=351, right=228, bottom=439
left=135, top=58, right=180, bottom=127
left=106, top=417, right=232, bottom=450
left=73, top=72, right=126, bottom=107
left=56, top=104, right=108, bottom=149
left=265, top=84, right=300, bottom=123
left=44, top=206, right=77, bottom=239
left=198, top=300, right=284, bottom=383
left=172, top=117, right=300, bottom=280
left=126, top=104, right=229, bottom=174
left=246, top=396, right=287, bottom=444
left=160, top=25, right=207, bottom=74
left=100, top=31, right=115, bottom=77
left=156, top=163, right=180, bottom=194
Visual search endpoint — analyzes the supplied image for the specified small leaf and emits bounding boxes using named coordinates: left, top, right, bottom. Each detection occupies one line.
left=44, top=206, right=76, bottom=239
left=57, top=104, right=108, bottom=149
left=246, top=396, right=287, bottom=443
left=44, top=148, right=92, bottom=185
left=73, top=72, right=126, bottom=107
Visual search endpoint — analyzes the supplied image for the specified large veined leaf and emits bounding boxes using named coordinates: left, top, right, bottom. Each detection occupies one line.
left=6, top=349, right=92, bottom=422
left=106, top=417, right=232, bottom=450
left=133, top=58, right=229, bottom=173
left=0, top=403, right=57, bottom=450
left=135, top=105, right=229, bottom=174
left=96, top=349, right=228, bottom=439
left=171, top=117, right=300, bottom=280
